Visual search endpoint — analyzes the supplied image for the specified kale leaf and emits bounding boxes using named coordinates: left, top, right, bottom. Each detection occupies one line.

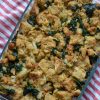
left=73, top=77, right=86, bottom=90
left=65, top=36, right=70, bottom=44
left=68, top=16, right=90, bottom=36
left=46, top=0, right=52, bottom=8
left=61, top=50, right=67, bottom=59
left=48, top=31, right=57, bottom=36
left=23, top=84, right=39, bottom=98
left=53, top=38, right=60, bottom=46
left=12, top=48, right=19, bottom=62
left=85, top=68, right=92, bottom=78
left=15, top=63, right=23, bottom=72
left=0, top=85, right=15, bottom=96
left=7, top=61, right=23, bottom=74
left=27, top=15, right=36, bottom=26
left=7, top=61, right=15, bottom=75
left=77, top=17, right=90, bottom=36
left=51, top=48, right=57, bottom=56
left=12, top=35, right=17, bottom=43
left=73, top=44, right=82, bottom=52
left=68, top=17, right=78, bottom=32
left=89, top=55, right=98, bottom=65
left=6, top=89, right=15, bottom=95
left=36, top=42, right=41, bottom=48
left=83, top=4, right=96, bottom=17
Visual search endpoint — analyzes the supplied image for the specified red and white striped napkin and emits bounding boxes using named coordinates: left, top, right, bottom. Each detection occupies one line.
left=0, top=0, right=100, bottom=100
left=0, top=0, right=30, bottom=55
left=81, top=64, right=100, bottom=100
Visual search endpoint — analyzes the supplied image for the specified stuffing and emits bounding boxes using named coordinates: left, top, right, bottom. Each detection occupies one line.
left=84, top=56, right=91, bottom=68
left=7, top=54, right=16, bottom=61
left=80, top=46, right=87, bottom=58
left=54, top=90, right=72, bottom=100
left=18, top=49, right=25, bottom=57
left=0, top=0, right=99, bottom=99
left=85, top=36, right=96, bottom=48
left=77, top=0, right=92, bottom=3
left=95, top=32, right=100, bottom=40
left=72, top=89, right=81, bottom=97
left=43, top=82, right=54, bottom=92
left=57, top=73, right=66, bottom=82
left=62, top=78, right=76, bottom=91
left=87, top=49, right=96, bottom=56
left=45, top=93, right=56, bottom=100
left=63, top=27, right=72, bottom=36
left=41, top=36, right=56, bottom=53
left=94, top=42, right=100, bottom=53
left=54, top=33, right=65, bottom=50
left=31, top=0, right=39, bottom=16
left=54, top=57, right=66, bottom=74
left=72, top=67, right=86, bottom=81
left=47, top=14, right=61, bottom=30
left=68, top=1, right=78, bottom=7
left=1, top=58, right=8, bottom=64
left=20, top=95, right=33, bottom=100
left=39, top=59, right=54, bottom=73
left=48, top=4, right=61, bottom=15
left=69, top=35, right=84, bottom=45
left=20, top=21, right=33, bottom=33
left=13, top=88, right=23, bottom=100
left=90, top=17, right=99, bottom=26
left=36, top=11, right=49, bottom=26
left=37, top=0, right=46, bottom=8
left=17, top=67, right=28, bottom=78
left=59, top=9, right=69, bottom=19
left=16, top=34, right=27, bottom=48
left=76, top=28, right=83, bottom=35
left=29, top=70, right=43, bottom=80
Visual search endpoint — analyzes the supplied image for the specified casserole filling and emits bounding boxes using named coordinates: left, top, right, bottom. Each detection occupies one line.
left=0, top=0, right=100, bottom=100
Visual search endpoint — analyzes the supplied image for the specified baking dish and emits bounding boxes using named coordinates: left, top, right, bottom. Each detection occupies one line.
left=0, top=0, right=100, bottom=100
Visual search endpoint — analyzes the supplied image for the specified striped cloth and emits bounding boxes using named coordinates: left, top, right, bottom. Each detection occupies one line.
left=0, top=0, right=100, bottom=100
left=0, top=0, right=30, bottom=55
left=81, top=64, right=100, bottom=100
